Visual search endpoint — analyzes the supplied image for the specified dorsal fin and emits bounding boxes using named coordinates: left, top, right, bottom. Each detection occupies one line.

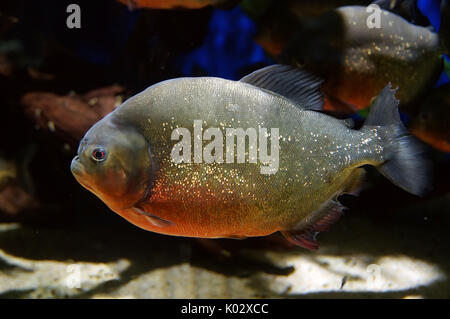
left=239, top=64, right=324, bottom=111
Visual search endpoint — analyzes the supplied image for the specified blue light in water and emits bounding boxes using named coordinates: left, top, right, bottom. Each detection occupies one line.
left=177, top=6, right=273, bottom=80
left=62, top=1, right=141, bottom=65
left=417, top=0, right=441, bottom=31
left=435, top=54, right=450, bottom=87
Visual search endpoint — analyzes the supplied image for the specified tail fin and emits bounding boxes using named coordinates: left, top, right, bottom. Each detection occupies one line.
left=364, top=84, right=432, bottom=196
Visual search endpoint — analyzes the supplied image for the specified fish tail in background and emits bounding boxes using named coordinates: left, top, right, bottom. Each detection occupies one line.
left=363, top=84, right=432, bottom=196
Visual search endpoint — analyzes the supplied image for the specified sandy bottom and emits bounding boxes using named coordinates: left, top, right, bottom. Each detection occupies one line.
left=0, top=195, right=449, bottom=298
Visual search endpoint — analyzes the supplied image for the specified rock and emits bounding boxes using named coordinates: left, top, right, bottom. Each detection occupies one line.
left=21, top=85, right=125, bottom=144
left=0, top=186, right=38, bottom=215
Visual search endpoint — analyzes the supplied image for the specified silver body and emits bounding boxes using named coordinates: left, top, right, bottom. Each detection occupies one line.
left=108, top=77, right=385, bottom=236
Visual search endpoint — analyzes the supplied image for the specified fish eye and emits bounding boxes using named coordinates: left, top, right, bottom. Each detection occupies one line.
left=91, top=148, right=107, bottom=162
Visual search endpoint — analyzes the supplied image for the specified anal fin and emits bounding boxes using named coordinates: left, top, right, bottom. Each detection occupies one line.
left=281, top=200, right=346, bottom=250
left=312, top=200, right=345, bottom=232
left=281, top=229, right=319, bottom=250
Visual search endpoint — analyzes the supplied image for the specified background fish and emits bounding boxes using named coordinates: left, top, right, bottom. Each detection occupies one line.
left=71, top=65, right=430, bottom=249
left=372, top=0, right=442, bottom=29
left=280, top=6, right=443, bottom=113
left=0, top=146, right=38, bottom=215
left=242, top=4, right=442, bottom=113
left=0, top=156, right=16, bottom=191
left=410, top=83, right=450, bottom=152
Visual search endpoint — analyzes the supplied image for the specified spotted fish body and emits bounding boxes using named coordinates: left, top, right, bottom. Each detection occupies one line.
left=324, top=6, right=442, bottom=111
left=276, top=6, right=442, bottom=113
left=71, top=65, right=430, bottom=249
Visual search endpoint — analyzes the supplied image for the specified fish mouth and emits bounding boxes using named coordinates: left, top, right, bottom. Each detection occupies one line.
left=70, top=156, right=84, bottom=176
left=70, top=157, right=96, bottom=192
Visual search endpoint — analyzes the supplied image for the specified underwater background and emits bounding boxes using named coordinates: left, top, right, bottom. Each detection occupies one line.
left=0, top=0, right=450, bottom=298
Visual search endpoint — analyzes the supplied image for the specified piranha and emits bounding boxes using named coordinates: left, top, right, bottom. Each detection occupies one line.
left=71, top=65, right=430, bottom=249
left=410, top=83, right=450, bottom=153
left=249, top=5, right=442, bottom=113
left=372, top=0, right=441, bottom=29
left=297, top=6, right=442, bottom=113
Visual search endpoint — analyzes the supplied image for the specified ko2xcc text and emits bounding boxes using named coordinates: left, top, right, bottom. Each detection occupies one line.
left=224, top=303, right=269, bottom=314
left=180, top=303, right=269, bottom=316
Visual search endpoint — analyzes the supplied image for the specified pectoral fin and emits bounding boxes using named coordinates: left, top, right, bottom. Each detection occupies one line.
left=133, top=207, right=174, bottom=228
